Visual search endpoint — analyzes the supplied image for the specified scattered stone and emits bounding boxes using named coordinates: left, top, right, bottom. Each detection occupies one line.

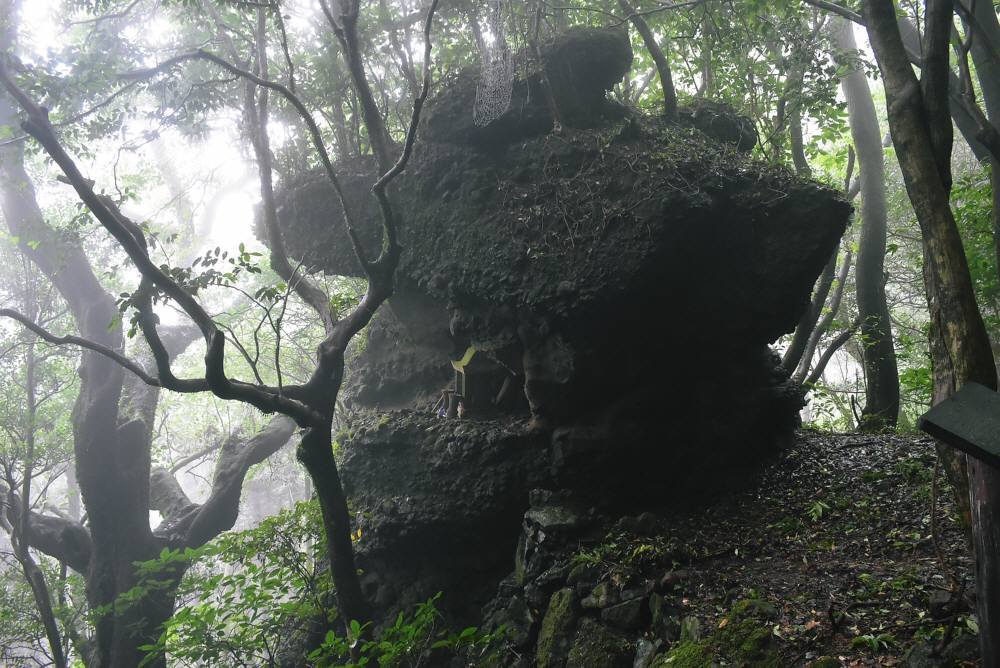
left=903, top=635, right=980, bottom=668
left=565, top=618, right=633, bottom=668
left=679, top=615, right=701, bottom=643
left=633, top=638, right=662, bottom=668
left=653, top=598, right=782, bottom=667
left=567, top=563, right=601, bottom=586
left=601, top=597, right=649, bottom=632
left=928, top=590, right=951, bottom=618
left=677, top=100, right=758, bottom=152
left=525, top=504, right=588, bottom=533
left=622, top=583, right=654, bottom=601
left=491, top=595, right=536, bottom=651
left=805, top=658, right=842, bottom=668
left=582, top=582, right=620, bottom=609
left=648, top=594, right=679, bottom=643
left=657, top=569, right=690, bottom=592
left=422, top=28, right=632, bottom=148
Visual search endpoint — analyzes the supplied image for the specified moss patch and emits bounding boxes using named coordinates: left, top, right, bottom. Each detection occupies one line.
left=537, top=588, right=578, bottom=668
left=651, top=597, right=781, bottom=668
left=565, top=618, right=633, bottom=668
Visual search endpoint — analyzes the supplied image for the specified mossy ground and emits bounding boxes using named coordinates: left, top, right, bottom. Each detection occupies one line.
left=565, top=430, right=978, bottom=666
left=653, top=430, right=977, bottom=666
left=653, top=597, right=781, bottom=667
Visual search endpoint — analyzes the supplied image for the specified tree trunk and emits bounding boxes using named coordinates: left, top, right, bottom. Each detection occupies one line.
left=784, top=243, right=838, bottom=374
left=899, top=17, right=992, bottom=160
left=833, top=16, right=900, bottom=430
left=297, top=412, right=372, bottom=628
left=617, top=0, right=677, bottom=119
left=966, top=0, right=1000, bottom=305
left=863, top=2, right=999, bottom=662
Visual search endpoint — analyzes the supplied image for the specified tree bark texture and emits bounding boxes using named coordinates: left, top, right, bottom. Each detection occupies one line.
left=834, top=16, right=900, bottom=430
left=863, top=2, right=998, bottom=663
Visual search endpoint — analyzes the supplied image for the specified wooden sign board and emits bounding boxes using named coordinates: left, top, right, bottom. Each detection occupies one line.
left=917, top=382, right=1000, bottom=470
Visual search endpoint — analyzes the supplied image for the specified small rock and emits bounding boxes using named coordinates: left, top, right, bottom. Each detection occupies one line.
left=525, top=504, right=587, bottom=532
left=622, top=583, right=653, bottom=601
left=903, top=635, right=980, bottom=668
left=805, top=658, right=842, bottom=668
left=601, top=597, right=649, bottom=632
left=499, top=595, right=536, bottom=650
left=567, top=563, right=601, bottom=586
left=679, top=615, right=701, bottom=643
left=566, top=618, right=633, bottom=668
left=633, top=638, right=662, bottom=668
left=928, top=589, right=951, bottom=618
left=537, top=564, right=571, bottom=589
left=582, top=581, right=620, bottom=609
left=657, top=569, right=690, bottom=592
left=648, top=594, right=679, bottom=642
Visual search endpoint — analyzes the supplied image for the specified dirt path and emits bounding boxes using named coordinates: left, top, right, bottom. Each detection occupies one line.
left=660, top=429, right=979, bottom=666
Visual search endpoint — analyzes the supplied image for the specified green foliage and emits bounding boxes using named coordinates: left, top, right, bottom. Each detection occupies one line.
left=654, top=595, right=781, bottom=668
left=806, top=499, right=831, bottom=522
left=133, top=502, right=503, bottom=667
left=570, top=529, right=683, bottom=580
left=850, top=632, right=896, bottom=654
left=953, top=167, right=1000, bottom=334
left=308, top=594, right=504, bottom=668
left=136, top=501, right=331, bottom=667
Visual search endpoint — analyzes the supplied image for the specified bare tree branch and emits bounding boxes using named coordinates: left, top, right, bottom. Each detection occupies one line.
left=801, top=0, right=864, bottom=25
left=0, top=308, right=160, bottom=385
left=122, top=49, right=373, bottom=275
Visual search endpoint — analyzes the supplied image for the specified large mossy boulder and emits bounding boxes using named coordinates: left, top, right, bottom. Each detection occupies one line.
left=277, top=25, right=850, bottom=629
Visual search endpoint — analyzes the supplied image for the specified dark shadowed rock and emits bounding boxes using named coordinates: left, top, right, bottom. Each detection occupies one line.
left=422, top=27, right=632, bottom=148
left=339, top=412, right=549, bottom=621
left=537, top=588, right=579, bottom=668
left=601, top=597, right=649, bottom=632
left=566, top=618, right=633, bottom=667
left=677, top=99, right=759, bottom=152
left=277, top=22, right=851, bottom=640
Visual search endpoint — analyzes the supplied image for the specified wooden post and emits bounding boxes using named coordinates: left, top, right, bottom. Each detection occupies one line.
left=918, top=382, right=1000, bottom=664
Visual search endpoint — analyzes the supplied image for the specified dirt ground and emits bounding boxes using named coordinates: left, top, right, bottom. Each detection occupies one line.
left=660, top=428, right=980, bottom=667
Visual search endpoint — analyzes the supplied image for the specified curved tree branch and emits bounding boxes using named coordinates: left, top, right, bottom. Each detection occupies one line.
left=150, top=416, right=296, bottom=548
left=123, top=49, right=373, bottom=274
left=0, top=308, right=160, bottom=385
left=1, top=483, right=92, bottom=574
left=0, top=60, right=321, bottom=426
left=805, top=315, right=863, bottom=386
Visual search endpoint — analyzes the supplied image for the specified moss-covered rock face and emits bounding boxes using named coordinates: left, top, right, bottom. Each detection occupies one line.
left=298, top=24, right=849, bottom=634
left=276, top=27, right=848, bottom=445
left=537, top=588, right=579, bottom=668
left=651, top=597, right=782, bottom=668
